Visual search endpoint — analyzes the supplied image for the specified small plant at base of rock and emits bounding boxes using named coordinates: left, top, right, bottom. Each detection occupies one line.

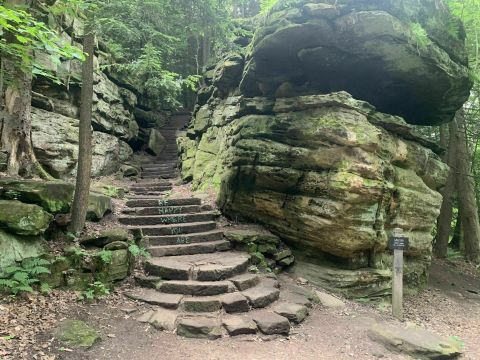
left=128, top=243, right=150, bottom=259
left=78, top=281, right=110, bottom=302
left=98, top=250, right=113, bottom=264
left=102, top=185, right=124, bottom=199
left=0, top=258, right=51, bottom=296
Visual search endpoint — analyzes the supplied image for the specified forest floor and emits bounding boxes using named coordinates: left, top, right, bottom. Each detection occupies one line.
left=1, top=257, right=479, bottom=360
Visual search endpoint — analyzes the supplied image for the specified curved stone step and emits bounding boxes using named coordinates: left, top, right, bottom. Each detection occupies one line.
left=147, top=230, right=224, bottom=246
left=182, top=296, right=222, bottom=312
left=126, top=198, right=201, bottom=208
left=142, top=169, right=178, bottom=174
left=119, top=212, right=217, bottom=226
left=130, top=185, right=172, bottom=192
left=242, top=282, right=281, bottom=308
left=177, top=317, right=223, bottom=340
left=132, top=221, right=217, bottom=236
left=125, top=289, right=183, bottom=309
left=122, top=205, right=202, bottom=216
left=159, top=280, right=236, bottom=296
left=148, top=239, right=231, bottom=257
left=145, top=251, right=249, bottom=280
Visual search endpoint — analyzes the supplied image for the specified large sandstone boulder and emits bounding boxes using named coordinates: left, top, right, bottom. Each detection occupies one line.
left=0, top=200, right=53, bottom=236
left=238, top=0, right=471, bottom=125
left=31, top=108, right=133, bottom=178
left=0, top=179, right=112, bottom=219
left=180, top=92, right=448, bottom=294
left=0, top=230, right=46, bottom=269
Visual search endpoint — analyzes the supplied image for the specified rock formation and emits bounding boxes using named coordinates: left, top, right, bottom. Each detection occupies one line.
left=179, top=0, right=472, bottom=297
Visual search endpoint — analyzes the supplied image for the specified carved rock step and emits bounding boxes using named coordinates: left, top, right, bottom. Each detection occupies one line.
left=252, top=311, right=290, bottom=335
left=242, top=282, right=281, bottom=308
left=159, top=280, right=236, bottom=296
left=145, top=252, right=250, bottom=280
left=130, top=221, right=217, bottom=236
left=125, top=289, right=182, bottom=309
left=126, top=198, right=201, bottom=208
left=118, top=212, right=217, bottom=226
left=142, top=174, right=177, bottom=179
left=147, top=230, right=224, bottom=246
left=134, top=179, right=172, bottom=185
left=177, top=317, right=223, bottom=340
left=129, top=185, right=172, bottom=192
left=222, top=315, right=257, bottom=336
left=148, top=239, right=231, bottom=257
left=182, top=296, right=222, bottom=312
left=142, top=168, right=178, bottom=174
left=141, top=163, right=178, bottom=169
left=122, top=205, right=203, bottom=216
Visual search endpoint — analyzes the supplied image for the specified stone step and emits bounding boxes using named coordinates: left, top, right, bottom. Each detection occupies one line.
left=119, top=212, right=217, bottom=226
left=176, top=317, right=223, bottom=340
left=252, top=311, right=290, bottom=335
left=129, top=185, right=173, bottom=192
left=222, top=315, right=257, bottom=336
left=124, top=289, right=183, bottom=309
left=142, top=168, right=178, bottom=173
left=122, top=205, right=203, bottom=216
left=141, top=162, right=178, bottom=168
left=242, top=282, right=281, bottom=308
left=129, top=221, right=217, bottom=236
left=148, top=239, right=231, bottom=257
left=134, top=179, right=172, bottom=185
left=182, top=296, right=222, bottom=312
left=129, top=190, right=170, bottom=196
left=141, top=174, right=177, bottom=179
left=158, top=280, right=235, bottom=296
left=230, top=273, right=260, bottom=291
left=147, top=230, right=224, bottom=246
left=126, top=198, right=201, bottom=208
left=145, top=251, right=250, bottom=281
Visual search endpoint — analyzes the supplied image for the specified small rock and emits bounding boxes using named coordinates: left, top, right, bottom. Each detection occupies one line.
left=315, top=290, right=346, bottom=308
left=297, top=277, right=309, bottom=285
left=252, top=311, right=290, bottom=335
left=368, top=322, right=463, bottom=359
left=222, top=315, right=257, bottom=336
left=149, top=309, right=177, bottom=331
left=55, top=320, right=101, bottom=348
left=274, top=249, right=292, bottom=261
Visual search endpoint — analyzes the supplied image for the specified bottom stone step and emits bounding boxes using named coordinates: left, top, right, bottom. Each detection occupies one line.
left=252, top=311, right=290, bottom=335
left=177, top=317, right=223, bottom=340
left=124, top=289, right=183, bottom=309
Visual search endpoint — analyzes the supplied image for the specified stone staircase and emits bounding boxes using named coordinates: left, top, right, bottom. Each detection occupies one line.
left=120, top=113, right=312, bottom=339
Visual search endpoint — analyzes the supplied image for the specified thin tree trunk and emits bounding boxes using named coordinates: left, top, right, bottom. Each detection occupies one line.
left=435, top=121, right=458, bottom=258
left=450, top=212, right=463, bottom=250
left=69, top=15, right=95, bottom=234
left=455, top=110, right=480, bottom=263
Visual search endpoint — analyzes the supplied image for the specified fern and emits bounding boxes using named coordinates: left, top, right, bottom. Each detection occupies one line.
left=98, top=250, right=113, bottom=265
left=0, top=257, right=51, bottom=295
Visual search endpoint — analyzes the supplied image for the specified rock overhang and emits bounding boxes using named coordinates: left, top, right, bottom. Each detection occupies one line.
left=240, top=0, right=473, bottom=126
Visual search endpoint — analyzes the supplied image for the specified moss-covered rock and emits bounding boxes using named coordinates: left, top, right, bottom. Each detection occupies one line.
left=240, top=0, right=471, bottom=126
left=0, top=200, right=53, bottom=236
left=0, top=179, right=112, bottom=219
left=80, top=228, right=130, bottom=247
left=0, top=229, right=46, bottom=269
left=55, top=320, right=101, bottom=348
left=147, top=128, right=166, bottom=156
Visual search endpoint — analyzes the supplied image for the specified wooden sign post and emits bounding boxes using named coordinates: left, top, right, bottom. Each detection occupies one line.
left=388, top=227, right=409, bottom=321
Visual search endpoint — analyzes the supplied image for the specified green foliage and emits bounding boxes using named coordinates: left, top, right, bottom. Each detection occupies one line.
left=0, top=3, right=84, bottom=82
left=98, top=250, right=113, bottom=265
left=0, top=258, right=51, bottom=295
left=77, top=281, right=110, bottom=301
left=409, top=22, right=432, bottom=52
left=260, top=0, right=279, bottom=13
left=102, top=185, right=123, bottom=199
left=128, top=243, right=151, bottom=259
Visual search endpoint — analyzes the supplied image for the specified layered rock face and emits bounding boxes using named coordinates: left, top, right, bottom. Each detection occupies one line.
left=180, top=0, right=472, bottom=297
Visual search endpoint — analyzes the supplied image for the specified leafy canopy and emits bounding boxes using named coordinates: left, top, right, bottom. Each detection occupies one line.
left=0, top=3, right=84, bottom=83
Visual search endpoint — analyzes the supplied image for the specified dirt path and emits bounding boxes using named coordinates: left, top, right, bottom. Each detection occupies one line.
left=2, top=260, right=479, bottom=360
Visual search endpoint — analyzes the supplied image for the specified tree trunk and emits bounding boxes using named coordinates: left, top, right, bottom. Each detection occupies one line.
left=69, top=16, right=95, bottom=235
left=1, top=0, right=50, bottom=178
left=450, top=212, right=463, bottom=250
left=434, top=122, right=458, bottom=258
left=455, top=110, right=480, bottom=263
